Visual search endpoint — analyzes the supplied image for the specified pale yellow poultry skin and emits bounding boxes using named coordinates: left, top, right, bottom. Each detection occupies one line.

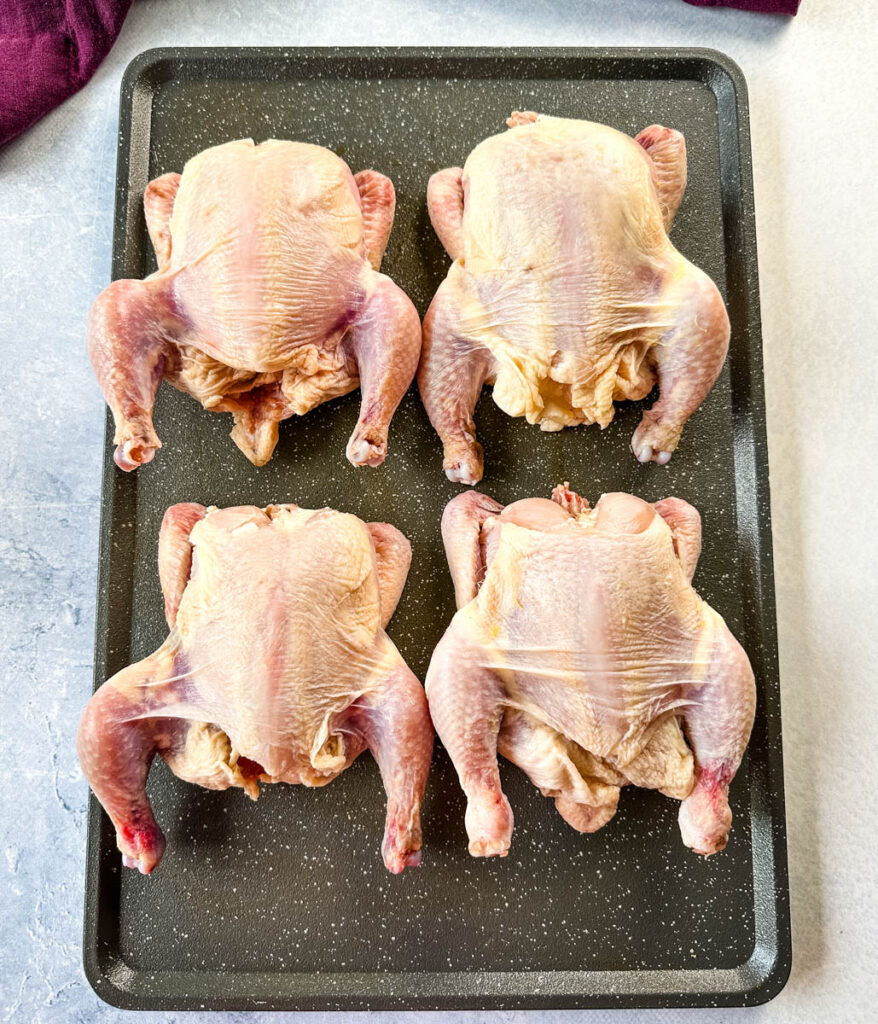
left=420, top=113, right=730, bottom=483
left=427, top=486, right=755, bottom=858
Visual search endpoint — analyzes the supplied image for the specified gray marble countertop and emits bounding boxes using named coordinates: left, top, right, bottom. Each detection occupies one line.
left=1, top=1, right=875, bottom=1022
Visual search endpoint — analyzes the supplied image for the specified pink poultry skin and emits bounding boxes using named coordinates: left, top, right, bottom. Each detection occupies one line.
left=88, top=139, right=421, bottom=472
left=78, top=502, right=433, bottom=875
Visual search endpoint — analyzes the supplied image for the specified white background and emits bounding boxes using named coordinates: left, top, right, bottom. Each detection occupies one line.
left=0, top=1, right=875, bottom=1021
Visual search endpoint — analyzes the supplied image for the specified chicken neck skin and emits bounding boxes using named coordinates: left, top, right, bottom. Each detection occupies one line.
left=427, top=485, right=754, bottom=858
left=420, top=114, right=730, bottom=483
left=78, top=502, right=432, bottom=875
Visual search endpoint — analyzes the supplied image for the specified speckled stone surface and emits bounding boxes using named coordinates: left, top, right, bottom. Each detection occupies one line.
left=1, top=2, right=876, bottom=1023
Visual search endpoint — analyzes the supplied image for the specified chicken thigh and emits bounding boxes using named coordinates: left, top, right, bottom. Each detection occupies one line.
left=420, top=113, right=730, bottom=483
left=426, top=485, right=754, bottom=857
left=89, top=139, right=421, bottom=471
left=78, top=503, right=433, bottom=874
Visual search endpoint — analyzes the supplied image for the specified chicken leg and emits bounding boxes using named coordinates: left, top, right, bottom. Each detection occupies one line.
left=344, top=275, right=422, bottom=468
left=88, top=278, right=183, bottom=470
left=351, top=655, right=434, bottom=872
left=631, top=268, right=730, bottom=464
left=425, top=628, right=513, bottom=857
left=419, top=282, right=492, bottom=485
left=77, top=643, right=182, bottom=873
left=678, top=630, right=756, bottom=855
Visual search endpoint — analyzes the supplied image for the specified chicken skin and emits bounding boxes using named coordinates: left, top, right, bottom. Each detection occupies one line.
left=426, top=485, right=754, bottom=857
left=88, top=139, right=421, bottom=471
left=78, top=503, right=433, bottom=874
left=419, top=112, right=730, bottom=483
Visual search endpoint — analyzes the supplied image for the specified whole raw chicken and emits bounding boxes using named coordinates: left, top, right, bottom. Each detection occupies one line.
left=426, top=485, right=754, bottom=857
left=88, top=139, right=421, bottom=471
left=420, top=112, right=731, bottom=484
left=78, top=502, right=433, bottom=874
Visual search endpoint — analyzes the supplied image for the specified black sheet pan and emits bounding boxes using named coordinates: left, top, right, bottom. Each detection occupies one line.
left=83, top=46, right=790, bottom=1010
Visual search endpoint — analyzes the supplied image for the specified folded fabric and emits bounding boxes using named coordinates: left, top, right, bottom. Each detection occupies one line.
left=684, top=0, right=800, bottom=11
left=0, top=0, right=132, bottom=147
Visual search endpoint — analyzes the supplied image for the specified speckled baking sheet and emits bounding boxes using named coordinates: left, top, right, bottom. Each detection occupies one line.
left=84, top=47, right=789, bottom=1011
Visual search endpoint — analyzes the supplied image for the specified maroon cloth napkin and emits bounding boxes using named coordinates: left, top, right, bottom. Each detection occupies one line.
left=0, top=0, right=132, bottom=147
left=684, top=0, right=800, bottom=11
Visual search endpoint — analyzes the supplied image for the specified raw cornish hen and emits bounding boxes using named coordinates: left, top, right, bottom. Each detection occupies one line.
left=89, top=139, right=421, bottom=471
left=426, top=485, right=754, bottom=857
left=420, top=112, right=730, bottom=483
left=78, top=503, right=433, bottom=874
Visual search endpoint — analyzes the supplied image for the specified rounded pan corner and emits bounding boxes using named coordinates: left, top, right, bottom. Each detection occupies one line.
left=120, top=47, right=182, bottom=98
left=752, top=955, right=793, bottom=1007
left=82, top=945, right=142, bottom=1012
left=684, top=47, right=750, bottom=109
left=735, top=941, right=793, bottom=1007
